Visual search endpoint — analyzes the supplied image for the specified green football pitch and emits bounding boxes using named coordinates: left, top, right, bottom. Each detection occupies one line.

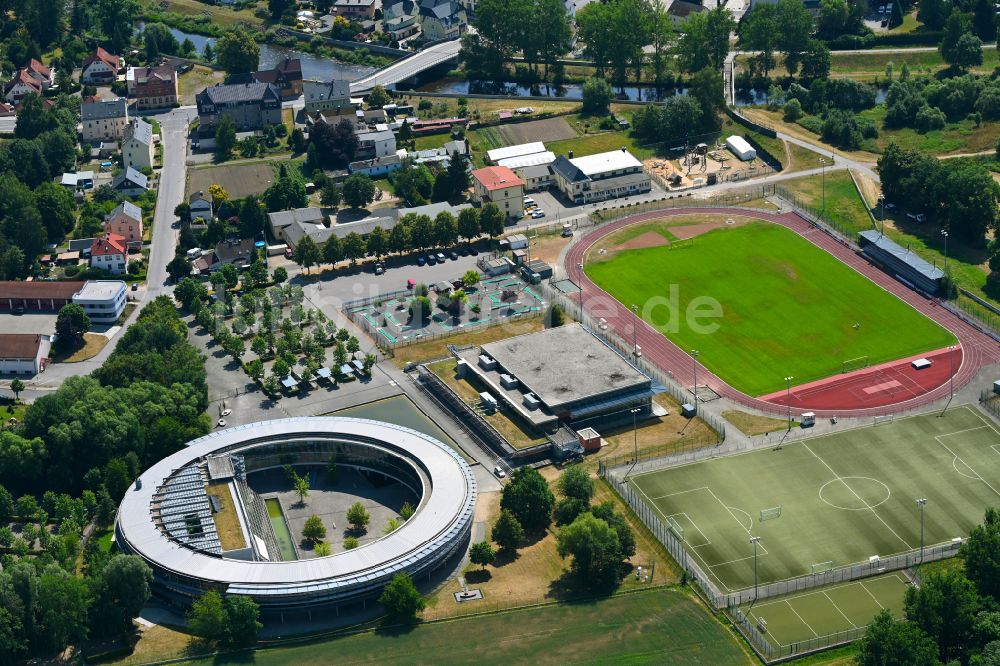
left=629, top=405, right=1000, bottom=593
left=584, top=220, right=955, bottom=396
left=739, top=572, right=909, bottom=649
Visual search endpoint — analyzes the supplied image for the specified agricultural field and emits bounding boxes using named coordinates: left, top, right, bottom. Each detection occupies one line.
left=630, top=405, right=1000, bottom=592
left=584, top=218, right=954, bottom=395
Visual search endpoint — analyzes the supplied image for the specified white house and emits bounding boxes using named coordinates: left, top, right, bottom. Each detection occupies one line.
left=71, top=280, right=127, bottom=324
left=3, top=70, right=42, bottom=104
left=0, top=334, right=52, bottom=376
left=419, top=0, right=467, bottom=40
left=356, top=129, right=397, bottom=160
left=81, top=48, right=122, bottom=85
left=81, top=97, right=129, bottom=143
left=89, top=233, right=128, bottom=275
left=189, top=191, right=213, bottom=223
left=122, top=118, right=154, bottom=171
left=550, top=149, right=651, bottom=204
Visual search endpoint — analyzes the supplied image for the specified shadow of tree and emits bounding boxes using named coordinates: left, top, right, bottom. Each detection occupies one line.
left=464, top=569, right=492, bottom=584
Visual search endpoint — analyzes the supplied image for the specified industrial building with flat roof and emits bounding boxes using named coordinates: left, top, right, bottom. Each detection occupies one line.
left=457, top=323, right=653, bottom=429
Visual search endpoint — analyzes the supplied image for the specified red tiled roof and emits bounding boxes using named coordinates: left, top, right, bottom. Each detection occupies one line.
left=0, top=334, right=44, bottom=360
left=0, top=281, right=82, bottom=300
left=4, top=70, right=42, bottom=95
left=91, top=233, right=127, bottom=257
left=83, top=47, right=120, bottom=71
left=25, top=59, right=50, bottom=79
left=473, top=166, right=525, bottom=191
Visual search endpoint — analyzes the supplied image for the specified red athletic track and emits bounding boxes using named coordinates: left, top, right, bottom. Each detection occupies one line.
left=566, top=208, right=1000, bottom=417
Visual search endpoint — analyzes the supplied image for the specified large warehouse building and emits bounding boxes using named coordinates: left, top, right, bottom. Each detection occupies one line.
left=115, top=418, right=476, bottom=616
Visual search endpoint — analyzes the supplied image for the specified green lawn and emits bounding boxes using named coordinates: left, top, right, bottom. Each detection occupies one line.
left=631, top=405, right=1000, bottom=592
left=179, top=588, right=752, bottom=665
left=413, top=133, right=453, bottom=151
left=829, top=49, right=1000, bottom=78
left=779, top=171, right=874, bottom=235
left=547, top=129, right=658, bottom=160
left=585, top=220, right=954, bottom=395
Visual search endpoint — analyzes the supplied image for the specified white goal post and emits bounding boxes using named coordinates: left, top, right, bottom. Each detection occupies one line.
left=760, top=506, right=782, bottom=521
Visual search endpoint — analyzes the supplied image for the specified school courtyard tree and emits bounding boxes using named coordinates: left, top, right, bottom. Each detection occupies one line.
left=343, top=173, right=377, bottom=210
left=293, top=236, right=322, bottom=274
left=378, top=572, right=426, bottom=620
left=469, top=541, right=496, bottom=569
left=500, top=467, right=554, bottom=532
left=347, top=501, right=370, bottom=531
left=491, top=508, right=524, bottom=552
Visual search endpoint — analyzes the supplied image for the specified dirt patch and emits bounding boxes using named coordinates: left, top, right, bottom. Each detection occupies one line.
left=670, top=216, right=753, bottom=240
left=498, top=116, right=577, bottom=145
left=529, top=233, right=572, bottom=265
left=187, top=162, right=276, bottom=200
left=617, top=230, right=670, bottom=251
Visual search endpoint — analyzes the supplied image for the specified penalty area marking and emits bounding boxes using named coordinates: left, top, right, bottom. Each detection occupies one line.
left=668, top=512, right=712, bottom=548
left=934, top=429, right=1000, bottom=500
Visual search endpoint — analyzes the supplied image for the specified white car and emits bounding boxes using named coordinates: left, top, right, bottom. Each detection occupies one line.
left=531, top=210, right=546, bottom=219
left=494, top=465, right=506, bottom=478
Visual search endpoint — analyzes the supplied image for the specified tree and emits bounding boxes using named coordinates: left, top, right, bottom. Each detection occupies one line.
left=433, top=211, right=459, bottom=247
left=457, top=208, right=480, bottom=244
left=379, top=572, right=426, bottom=620
left=480, top=203, right=505, bottom=238
left=367, top=85, right=392, bottom=109
left=919, top=0, right=949, bottom=30
left=366, top=226, right=388, bottom=259
left=591, top=501, right=636, bottom=558
left=347, top=501, right=370, bottom=531
left=949, top=32, right=984, bottom=71
left=239, top=196, right=266, bottom=238
left=343, top=173, right=376, bottom=209
left=223, top=595, right=261, bottom=647
left=409, top=296, right=432, bottom=322
left=581, top=77, right=612, bottom=115
left=310, top=118, right=359, bottom=168
left=343, top=536, right=359, bottom=549
left=95, top=0, right=139, bottom=53
left=215, top=115, right=237, bottom=159
left=89, top=555, right=152, bottom=638
left=941, top=12, right=974, bottom=65
left=677, top=7, right=734, bottom=73
left=799, top=40, right=832, bottom=81
left=556, top=512, right=624, bottom=589
left=739, top=3, right=779, bottom=77
left=857, top=610, right=940, bottom=666
left=35, top=181, right=75, bottom=241
left=962, top=507, right=1000, bottom=602
left=219, top=263, right=239, bottom=290
left=446, top=152, right=471, bottom=201
left=501, top=467, right=554, bottom=533
left=38, top=566, right=90, bottom=652
left=264, top=176, right=307, bottom=212
left=323, top=235, right=344, bottom=267
left=775, top=0, right=816, bottom=75
left=320, top=181, right=341, bottom=207
left=269, top=0, right=292, bottom=20
left=469, top=541, right=496, bottom=570
left=55, top=304, right=90, bottom=349
left=9, top=380, right=24, bottom=402
left=343, top=232, right=367, bottom=266
left=216, top=28, right=260, bottom=75
left=293, top=475, right=309, bottom=505
left=554, top=497, right=590, bottom=526
left=557, top=466, right=594, bottom=503
left=491, top=508, right=524, bottom=552
left=303, top=515, right=326, bottom=542
left=175, top=276, right=207, bottom=310
left=905, top=568, right=979, bottom=662
left=144, top=22, right=179, bottom=60
left=166, top=255, right=192, bottom=282
left=272, top=266, right=288, bottom=284
left=188, top=590, right=226, bottom=642
left=462, top=270, right=481, bottom=289
left=395, top=164, right=435, bottom=205
left=293, top=236, right=322, bottom=274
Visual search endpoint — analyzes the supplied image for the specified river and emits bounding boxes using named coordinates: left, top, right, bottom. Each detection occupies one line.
left=135, top=22, right=376, bottom=82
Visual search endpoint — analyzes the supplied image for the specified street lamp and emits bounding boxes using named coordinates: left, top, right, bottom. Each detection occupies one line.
left=948, top=344, right=956, bottom=401
left=630, top=407, right=641, bottom=465
left=916, top=498, right=928, bottom=567
left=785, top=376, right=794, bottom=431
left=631, top=304, right=639, bottom=356
left=691, top=350, right=700, bottom=404
left=750, top=535, right=762, bottom=606
left=577, top=262, right=584, bottom=321
left=820, top=157, right=829, bottom=212
left=941, top=229, right=949, bottom=277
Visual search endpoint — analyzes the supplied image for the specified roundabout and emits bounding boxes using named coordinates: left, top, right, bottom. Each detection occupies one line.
left=115, top=417, right=476, bottom=614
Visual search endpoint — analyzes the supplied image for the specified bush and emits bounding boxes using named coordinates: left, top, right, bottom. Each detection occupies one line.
left=798, top=115, right=824, bottom=134
left=914, top=105, right=947, bottom=133
left=783, top=98, right=803, bottom=122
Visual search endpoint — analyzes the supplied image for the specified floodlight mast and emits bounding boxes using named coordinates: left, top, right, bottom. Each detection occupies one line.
left=916, top=498, right=928, bottom=567
left=785, top=376, right=794, bottom=431
left=691, top=350, right=699, bottom=406
left=750, top=535, right=762, bottom=608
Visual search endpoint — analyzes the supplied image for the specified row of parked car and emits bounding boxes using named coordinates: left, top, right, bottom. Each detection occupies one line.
left=524, top=196, right=545, bottom=220
left=416, top=246, right=480, bottom=267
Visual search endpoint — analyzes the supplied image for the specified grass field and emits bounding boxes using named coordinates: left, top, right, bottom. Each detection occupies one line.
left=630, top=405, right=1000, bottom=593
left=779, top=170, right=875, bottom=235
left=175, top=588, right=752, bottom=666
left=585, top=219, right=954, bottom=395
left=187, top=162, right=277, bottom=200
left=740, top=572, right=909, bottom=648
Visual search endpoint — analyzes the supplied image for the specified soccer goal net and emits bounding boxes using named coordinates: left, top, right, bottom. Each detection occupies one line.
left=667, top=516, right=685, bottom=540
left=759, top=507, right=782, bottom=521
left=842, top=356, right=870, bottom=373
left=811, top=561, right=833, bottom=574
left=874, top=414, right=894, bottom=426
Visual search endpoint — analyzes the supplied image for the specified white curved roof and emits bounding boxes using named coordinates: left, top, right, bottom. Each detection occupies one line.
left=116, top=418, right=476, bottom=589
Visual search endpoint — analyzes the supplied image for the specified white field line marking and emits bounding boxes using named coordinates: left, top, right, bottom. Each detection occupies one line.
left=991, top=444, right=1000, bottom=456
left=668, top=511, right=712, bottom=547
left=824, top=591, right=858, bottom=628
left=748, top=580, right=868, bottom=611
left=802, top=441, right=914, bottom=550
left=860, top=581, right=886, bottom=610
left=651, top=486, right=710, bottom=500
left=708, top=553, right=762, bottom=568
left=786, top=600, right=820, bottom=638
left=934, top=436, right=1000, bottom=500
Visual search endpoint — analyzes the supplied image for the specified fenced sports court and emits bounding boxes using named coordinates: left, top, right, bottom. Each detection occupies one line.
left=603, top=404, right=1000, bottom=660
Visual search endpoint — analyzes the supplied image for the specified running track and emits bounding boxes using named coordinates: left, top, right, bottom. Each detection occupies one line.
left=565, top=208, right=1000, bottom=417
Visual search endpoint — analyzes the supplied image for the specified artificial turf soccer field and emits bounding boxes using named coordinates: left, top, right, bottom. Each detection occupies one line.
left=739, top=572, right=909, bottom=648
left=629, top=405, right=1000, bottom=593
left=584, top=220, right=955, bottom=396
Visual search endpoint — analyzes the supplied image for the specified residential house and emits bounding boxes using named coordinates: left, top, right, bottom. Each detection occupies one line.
left=383, top=0, right=421, bottom=39
left=112, top=167, right=149, bottom=196
left=355, top=129, right=397, bottom=160
left=72, top=280, right=127, bottom=324
left=667, top=0, right=707, bottom=28
left=550, top=148, right=651, bottom=204
left=90, top=233, right=128, bottom=275
left=333, top=0, right=378, bottom=19
left=3, top=70, right=42, bottom=103
left=23, top=59, right=54, bottom=90
left=471, top=166, right=525, bottom=219
left=195, top=82, right=282, bottom=132
left=80, top=97, right=129, bottom=143
left=191, top=238, right=257, bottom=274
left=252, top=58, right=304, bottom=99
left=349, top=154, right=402, bottom=177
left=418, top=0, right=467, bottom=40
left=303, top=79, right=352, bottom=114
left=81, top=47, right=122, bottom=84
left=104, top=201, right=144, bottom=246
left=122, top=118, right=155, bottom=171
left=127, top=65, right=178, bottom=110
left=0, top=334, right=52, bottom=376
left=189, top=191, right=213, bottom=223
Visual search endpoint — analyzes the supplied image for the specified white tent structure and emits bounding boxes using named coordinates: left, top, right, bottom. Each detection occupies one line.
left=726, top=135, right=757, bottom=161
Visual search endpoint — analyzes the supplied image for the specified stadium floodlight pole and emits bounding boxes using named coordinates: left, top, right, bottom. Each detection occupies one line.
left=691, top=350, right=700, bottom=404
left=631, top=304, right=639, bottom=356
left=631, top=406, right=641, bottom=465
left=916, top=498, right=928, bottom=567
left=941, top=229, right=949, bottom=277
left=750, top=535, right=762, bottom=607
left=821, top=158, right=828, bottom=212
left=577, top=262, right=584, bottom=322
left=949, top=344, right=956, bottom=400
left=785, top=376, right=794, bottom=431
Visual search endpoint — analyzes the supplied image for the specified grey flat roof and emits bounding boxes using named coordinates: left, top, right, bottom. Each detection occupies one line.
left=73, top=280, right=125, bottom=301
left=116, top=418, right=475, bottom=589
left=859, top=230, right=945, bottom=281
left=481, top=323, right=651, bottom=410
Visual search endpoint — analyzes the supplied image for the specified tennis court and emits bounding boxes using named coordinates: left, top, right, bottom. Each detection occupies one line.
left=630, top=405, right=1000, bottom=593
left=739, top=572, right=909, bottom=649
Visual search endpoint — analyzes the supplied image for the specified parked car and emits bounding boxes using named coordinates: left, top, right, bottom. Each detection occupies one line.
left=284, top=247, right=293, bottom=259
left=494, top=465, right=506, bottom=478
left=531, top=210, right=546, bottom=219
left=374, top=262, right=384, bottom=275
left=470, top=247, right=479, bottom=256
left=417, top=255, right=427, bottom=266
left=427, top=254, right=437, bottom=265
left=449, top=251, right=458, bottom=260
left=435, top=252, right=447, bottom=263
left=131, top=282, right=138, bottom=291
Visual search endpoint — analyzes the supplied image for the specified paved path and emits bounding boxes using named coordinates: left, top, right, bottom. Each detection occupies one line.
left=565, top=207, right=1000, bottom=418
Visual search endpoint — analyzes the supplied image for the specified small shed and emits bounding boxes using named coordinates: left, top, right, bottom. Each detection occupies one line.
left=506, top=234, right=529, bottom=250
left=512, top=248, right=528, bottom=265
left=681, top=403, right=697, bottom=417
left=725, top=135, right=757, bottom=161
left=801, top=412, right=816, bottom=427
left=577, top=427, right=602, bottom=452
